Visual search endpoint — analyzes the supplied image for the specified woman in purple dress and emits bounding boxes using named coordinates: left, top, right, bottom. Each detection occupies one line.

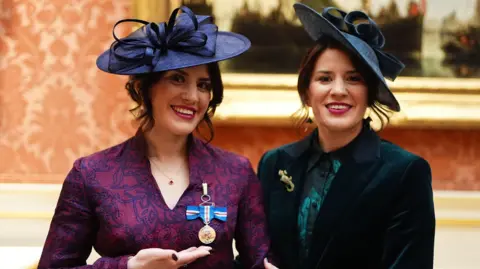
left=38, top=6, right=272, bottom=269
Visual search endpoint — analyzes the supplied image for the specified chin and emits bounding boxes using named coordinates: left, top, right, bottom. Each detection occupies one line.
left=320, top=117, right=362, bottom=133
left=167, top=121, right=200, bottom=136
left=169, top=126, right=197, bottom=136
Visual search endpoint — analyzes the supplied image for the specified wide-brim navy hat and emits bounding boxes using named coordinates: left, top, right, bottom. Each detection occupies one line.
left=96, top=6, right=251, bottom=75
left=293, top=3, right=405, bottom=112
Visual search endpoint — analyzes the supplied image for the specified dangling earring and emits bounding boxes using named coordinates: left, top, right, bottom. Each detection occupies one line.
left=364, top=114, right=373, bottom=130
left=304, top=117, right=313, bottom=132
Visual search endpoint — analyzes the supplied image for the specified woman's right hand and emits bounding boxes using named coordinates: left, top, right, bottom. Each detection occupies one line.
left=127, top=246, right=212, bottom=269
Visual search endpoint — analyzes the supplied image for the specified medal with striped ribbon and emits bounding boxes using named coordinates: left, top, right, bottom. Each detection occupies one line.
left=185, top=183, right=227, bottom=244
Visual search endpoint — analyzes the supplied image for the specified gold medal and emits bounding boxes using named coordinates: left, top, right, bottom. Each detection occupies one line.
left=198, top=224, right=216, bottom=244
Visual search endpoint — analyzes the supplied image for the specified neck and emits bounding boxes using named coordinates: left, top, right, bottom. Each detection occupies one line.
left=317, top=121, right=363, bottom=153
left=144, top=127, right=189, bottom=162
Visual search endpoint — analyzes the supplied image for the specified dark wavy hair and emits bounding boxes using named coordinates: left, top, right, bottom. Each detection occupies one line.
left=293, top=35, right=393, bottom=130
left=124, top=62, right=223, bottom=142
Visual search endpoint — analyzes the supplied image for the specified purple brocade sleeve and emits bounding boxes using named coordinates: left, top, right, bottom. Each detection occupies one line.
left=38, top=159, right=130, bottom=269
left=234, top=160, right=271, bottom=269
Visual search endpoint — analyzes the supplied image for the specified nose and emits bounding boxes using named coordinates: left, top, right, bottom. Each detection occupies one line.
left=330, top=78, right=348, bottom=96
left=182, top=83, right=199, bottom=103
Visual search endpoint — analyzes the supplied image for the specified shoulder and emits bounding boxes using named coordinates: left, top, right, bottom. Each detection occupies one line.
left=379, top=139, right=425, bottom=164
left=259, top=140, right=299, bottom=165
left=255, top=141, right=305, bottom=185
left=379, top=139, right=431, bottom=180
left=73, top=137, right=134, bottom=172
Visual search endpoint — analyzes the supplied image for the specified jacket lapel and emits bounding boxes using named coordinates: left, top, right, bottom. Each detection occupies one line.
left=306, top=126, right=382, bottom=269
left=268, top=133, right=313, bottom=267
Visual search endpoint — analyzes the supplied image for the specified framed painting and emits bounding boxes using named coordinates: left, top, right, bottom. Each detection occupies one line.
left=166, top=0, right=480, bottom=78
left=131, top=0, right=480, bottom=128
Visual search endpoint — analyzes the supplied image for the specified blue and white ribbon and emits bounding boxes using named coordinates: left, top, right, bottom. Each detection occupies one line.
left=186, top=205, right=227, bottom=223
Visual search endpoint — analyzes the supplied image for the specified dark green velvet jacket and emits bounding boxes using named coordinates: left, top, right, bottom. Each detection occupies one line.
left=254, top=125, right=435, bottom=269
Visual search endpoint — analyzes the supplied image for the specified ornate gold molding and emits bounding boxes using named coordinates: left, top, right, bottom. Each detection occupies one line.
left=221, top=73, right=480, bottom=94
left=214, top=74, right=480, bottom=128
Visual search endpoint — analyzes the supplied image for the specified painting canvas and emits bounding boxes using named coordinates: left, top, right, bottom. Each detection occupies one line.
left=181, top=0, right=480, bottom=78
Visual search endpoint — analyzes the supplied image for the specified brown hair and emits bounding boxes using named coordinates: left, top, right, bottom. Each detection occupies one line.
left=125, top=62, right=223, bottom=142
left=293, top=35, right=393, bottom=130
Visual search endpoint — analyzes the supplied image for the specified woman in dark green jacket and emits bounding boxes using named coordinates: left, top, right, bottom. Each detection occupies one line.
left=241, top=3, right=435, bottom=269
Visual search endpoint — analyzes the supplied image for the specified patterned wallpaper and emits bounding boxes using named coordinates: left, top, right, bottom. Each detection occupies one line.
left=0, top=0, right=479, bottom=191
left=0, top=0, right=133, bottom=173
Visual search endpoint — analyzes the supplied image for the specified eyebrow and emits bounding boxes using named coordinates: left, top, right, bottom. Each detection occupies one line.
left=198, top=76, right=211, bottom=82
left=315, top=69, right=359, bottom=74
left=173, top=69, right=211, bottom=81
left=173, top=69, right=189, bottom=76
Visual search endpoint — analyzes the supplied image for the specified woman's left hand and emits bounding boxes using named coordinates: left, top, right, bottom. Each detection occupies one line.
left=263, top=258, right=279, bottom=269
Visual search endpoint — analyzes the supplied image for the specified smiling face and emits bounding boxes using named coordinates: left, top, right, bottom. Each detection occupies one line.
left=306, top=47, right=368, bottom=132
left=150, top=65, right=213, bottom=136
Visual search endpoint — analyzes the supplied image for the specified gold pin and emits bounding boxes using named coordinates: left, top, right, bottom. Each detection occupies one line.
left=278, top=170, right=294, bottom=192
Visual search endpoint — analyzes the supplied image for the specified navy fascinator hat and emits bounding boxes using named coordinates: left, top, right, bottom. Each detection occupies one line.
left=96, top=6, right=251, bottom=75
left=293, top=3, right=405, bottom=112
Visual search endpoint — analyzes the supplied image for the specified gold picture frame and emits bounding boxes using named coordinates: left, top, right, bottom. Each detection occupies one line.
left=131, top=0, right=480, bottom=128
